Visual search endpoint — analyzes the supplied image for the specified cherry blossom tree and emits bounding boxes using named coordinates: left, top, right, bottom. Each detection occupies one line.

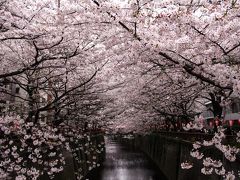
left=94, top=1, right=240, bottom=178
left=0, top=0, right=113, bottom=179
left=1, top=0, right=240, bottom=179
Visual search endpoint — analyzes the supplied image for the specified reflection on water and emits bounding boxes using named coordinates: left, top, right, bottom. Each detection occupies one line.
left=85, top=137, right=167, bottom=180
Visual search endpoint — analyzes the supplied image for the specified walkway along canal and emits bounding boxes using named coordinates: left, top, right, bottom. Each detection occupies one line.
left=84, top=137, right=168, bottom=180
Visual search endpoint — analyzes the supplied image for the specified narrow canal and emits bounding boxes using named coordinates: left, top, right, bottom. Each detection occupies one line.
left=84, top=137, right=167, bottom=180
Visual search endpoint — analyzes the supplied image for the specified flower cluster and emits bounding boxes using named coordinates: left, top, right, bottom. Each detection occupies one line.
left=201, top=166, right=213, bottom=175
left=0, top=116, right=106, bottom=180
left=224, top=171, right=236, bottom=180
left=180, top=162, right=193, bottom=169
left=182, top=121, right=203, bottom=131
left=182, top=126, right=240, bottom=179
left=201, top=157, right=226, bottom=176
left=203, top=157, right=222, bottom=168
left=215, top=144, right=239, bottom=162
left=190, top=150, right=204, bottom=160
left=201, top=160, right=237, bottom=179
left=236, top=132, right=240, bottom=143
left=202, top=140, right=214, bottom=146
left=193, top=141, right=201, bottom=149
left=0, top=116, right=66, bottom=179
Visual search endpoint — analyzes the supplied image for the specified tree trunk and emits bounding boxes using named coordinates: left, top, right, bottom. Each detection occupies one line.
left=209, top=92, right=223, bottom=132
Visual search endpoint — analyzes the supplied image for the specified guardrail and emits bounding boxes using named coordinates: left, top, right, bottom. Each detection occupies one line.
left=155, top=131, right=236, bottom=142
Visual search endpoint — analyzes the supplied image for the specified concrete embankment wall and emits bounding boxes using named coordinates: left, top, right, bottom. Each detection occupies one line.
left=121, top=134, right=222, bottom=180
left=41, top=135, right=105, bottom=180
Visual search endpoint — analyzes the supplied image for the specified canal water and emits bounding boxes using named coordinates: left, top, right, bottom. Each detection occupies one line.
left=84, top=137, right=167, bottom=180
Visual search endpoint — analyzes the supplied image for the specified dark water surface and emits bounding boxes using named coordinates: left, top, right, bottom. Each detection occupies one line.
left=84, top=137, right=168, bottom=180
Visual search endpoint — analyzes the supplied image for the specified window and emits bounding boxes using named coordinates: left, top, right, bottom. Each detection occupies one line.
left=15, top=87, right=20, bottom=94
left=232, top=101, right=240, bottom=113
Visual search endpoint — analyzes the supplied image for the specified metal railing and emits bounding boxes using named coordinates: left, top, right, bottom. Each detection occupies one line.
left=156, top=131, right=236, bottom=142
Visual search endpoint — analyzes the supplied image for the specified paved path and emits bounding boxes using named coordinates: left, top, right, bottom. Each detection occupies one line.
left=85, top=137, right=167, bottom=180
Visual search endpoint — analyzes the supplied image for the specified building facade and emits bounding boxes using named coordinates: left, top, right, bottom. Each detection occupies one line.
left=202, top=98, right=240, bottom=131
